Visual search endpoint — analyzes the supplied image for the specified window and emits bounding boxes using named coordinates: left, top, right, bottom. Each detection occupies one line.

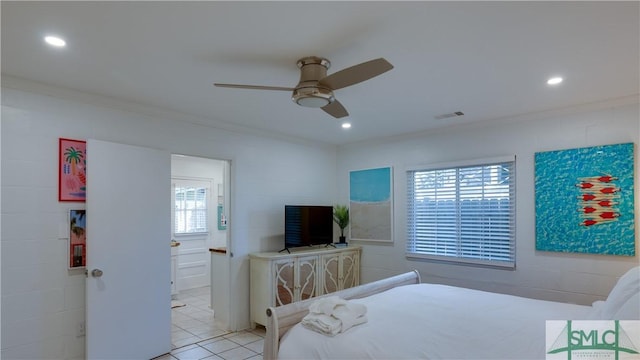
left=406, top=157, right=515, bottom=268
left=173, top=180, right=210, bottom=234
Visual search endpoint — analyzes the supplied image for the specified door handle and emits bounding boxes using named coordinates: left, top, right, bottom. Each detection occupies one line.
left=91, top=269, right=104, bottom=278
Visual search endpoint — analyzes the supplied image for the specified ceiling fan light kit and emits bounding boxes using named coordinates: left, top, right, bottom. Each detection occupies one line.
left=293, top=86, right=334, bottom=108
left=214, top=56, right=393, bottom=119
left=292, top=56, right=334, bottom=108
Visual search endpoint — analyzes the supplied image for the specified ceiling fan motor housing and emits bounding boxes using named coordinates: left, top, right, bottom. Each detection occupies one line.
left=292, top=56, right=335, bottom=108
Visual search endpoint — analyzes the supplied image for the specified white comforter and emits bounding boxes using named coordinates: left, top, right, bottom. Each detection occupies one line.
left=278, top=283, right=592, bottom=359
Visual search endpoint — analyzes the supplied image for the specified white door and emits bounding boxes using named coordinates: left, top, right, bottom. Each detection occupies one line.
left=86, top=139, right=171, bottom=359
left=171, top=178, right=213, bottom=291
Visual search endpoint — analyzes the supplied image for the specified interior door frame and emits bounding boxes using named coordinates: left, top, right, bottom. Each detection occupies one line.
left=171, top=154, right=234, bottom=330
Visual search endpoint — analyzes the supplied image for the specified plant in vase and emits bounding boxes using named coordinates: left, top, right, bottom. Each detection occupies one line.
left=333, top=204, right=350, bottom=244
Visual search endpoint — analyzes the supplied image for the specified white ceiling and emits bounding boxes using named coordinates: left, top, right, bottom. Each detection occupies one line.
left=2, top=1, right=638, bottom=145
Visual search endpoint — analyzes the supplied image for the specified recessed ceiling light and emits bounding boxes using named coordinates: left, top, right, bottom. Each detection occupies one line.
left=44, top=35, right=66, bottom=48
left=341, top=122, right=351, bottom=129
left=547, top=77, right=563, bottom=85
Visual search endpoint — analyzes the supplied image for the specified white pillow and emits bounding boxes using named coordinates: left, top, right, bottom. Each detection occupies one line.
left=612, top=293, right=639, bottom=320
left=601, top=266, right=640, bottom=319
left=586, top=300, right=606, bottom=320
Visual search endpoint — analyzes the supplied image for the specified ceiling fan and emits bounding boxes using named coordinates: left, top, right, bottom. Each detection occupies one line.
left=214, top=56, right=393, bottom=118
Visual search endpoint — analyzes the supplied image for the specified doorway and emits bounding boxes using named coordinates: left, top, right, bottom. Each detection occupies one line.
left=170, top=154, right=231, bottom=348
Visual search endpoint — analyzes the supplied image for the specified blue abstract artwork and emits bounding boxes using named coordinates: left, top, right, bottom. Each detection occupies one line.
left=535, top=143, right=635, bottom=255
left=349, top=167, right=393, bottom=242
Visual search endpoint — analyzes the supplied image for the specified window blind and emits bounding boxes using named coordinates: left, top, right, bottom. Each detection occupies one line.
left=174, top=181, right=210, bottom=234
left=406, top=159, right=515, bottom=268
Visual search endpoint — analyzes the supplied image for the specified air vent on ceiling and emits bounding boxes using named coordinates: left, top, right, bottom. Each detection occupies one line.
left=434, top=111, right=464, bottom=120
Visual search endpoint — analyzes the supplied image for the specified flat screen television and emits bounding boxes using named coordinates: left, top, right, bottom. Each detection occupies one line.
left=284, top=205, right=333, bottom=251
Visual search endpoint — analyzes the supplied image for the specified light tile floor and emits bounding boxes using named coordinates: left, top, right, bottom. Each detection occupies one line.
left=161, top=286, right=265, bottom=359
left=171, top=286, right=230, bottom=348
left=157, top=329, right=265, bottom=360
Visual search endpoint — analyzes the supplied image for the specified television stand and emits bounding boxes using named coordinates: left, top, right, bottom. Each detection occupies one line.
left=280, top=243, right=335, bottom=253
left=249, top=245, right=362, bottom=327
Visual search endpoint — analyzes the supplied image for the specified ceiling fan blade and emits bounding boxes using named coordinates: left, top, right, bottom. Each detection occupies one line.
left=214, top=83, right=294, bottom=91
left=321, top=100, right=349, bottom=118
left=318, top=58, right=393, bottom=90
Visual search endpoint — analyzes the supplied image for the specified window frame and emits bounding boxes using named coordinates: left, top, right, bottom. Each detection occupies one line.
left=405, top=156, right=516, bottom=269
left=172, top=178, right=212, bottom=236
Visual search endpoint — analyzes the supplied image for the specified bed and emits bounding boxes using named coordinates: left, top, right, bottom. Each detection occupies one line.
left=264, top=267, right=640, bottom=359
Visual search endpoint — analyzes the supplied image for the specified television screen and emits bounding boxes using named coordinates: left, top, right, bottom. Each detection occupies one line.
left=284, top=205, right=333, bottom=249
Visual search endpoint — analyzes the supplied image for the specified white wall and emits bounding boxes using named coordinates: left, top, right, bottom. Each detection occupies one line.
left=2, top=75, right=638, bottom=359
left=1, top=78, right=337, bottom=359
left=336, top=98, right=639, bottom=306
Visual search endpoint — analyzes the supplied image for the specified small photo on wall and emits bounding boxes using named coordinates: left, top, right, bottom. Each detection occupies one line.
left=69, top=209, right=86, bottom=269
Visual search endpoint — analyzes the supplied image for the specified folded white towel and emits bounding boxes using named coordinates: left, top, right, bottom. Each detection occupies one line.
left=302, top=313, right=342, bottom=336
left=333, top=302, right=367, bottom=331
left=302, top=296, right=368, bottom=336
left=308, top=296, right=347, bottom=315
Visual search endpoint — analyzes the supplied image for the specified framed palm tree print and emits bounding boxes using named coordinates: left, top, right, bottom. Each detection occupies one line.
left=59, top=138, right=87, bottom=202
